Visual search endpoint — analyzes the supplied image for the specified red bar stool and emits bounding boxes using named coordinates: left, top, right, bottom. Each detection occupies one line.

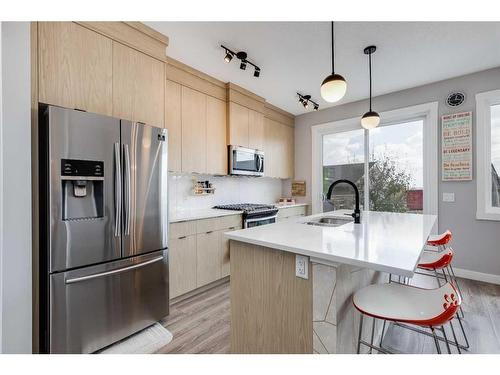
left=353, top=282, right=462, bottom=354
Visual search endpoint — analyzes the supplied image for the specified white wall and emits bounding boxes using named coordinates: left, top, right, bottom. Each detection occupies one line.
left=295, top=67, right=500, bottom=281
left=0, top=21, right=32, bottom=353
left=169, top=173, right=286, bottom=213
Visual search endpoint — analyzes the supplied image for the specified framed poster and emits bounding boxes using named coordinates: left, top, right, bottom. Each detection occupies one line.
left=441, top=111, right=472, bottom=181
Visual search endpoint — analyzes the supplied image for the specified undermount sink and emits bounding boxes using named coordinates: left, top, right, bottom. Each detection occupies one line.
left=305, top=216, right=353, bottom=227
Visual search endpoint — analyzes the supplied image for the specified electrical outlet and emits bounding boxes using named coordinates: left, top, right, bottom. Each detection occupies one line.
left=443, top=192, right=455, bottom=202
left=295, top=255, right=309, bottom=279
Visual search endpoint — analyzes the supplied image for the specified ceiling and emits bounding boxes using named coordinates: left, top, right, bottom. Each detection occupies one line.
left=146, top=22, right=500, bottom=115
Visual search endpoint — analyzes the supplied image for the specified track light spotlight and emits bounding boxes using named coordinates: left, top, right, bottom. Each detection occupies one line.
left=220, top=45, right=261, bottom=78
left=224, top=50, right=233, bottom=63
left=297, top=93, right=319, bottom=112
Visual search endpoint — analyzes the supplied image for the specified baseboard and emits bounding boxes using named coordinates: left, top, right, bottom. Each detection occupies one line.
left=453, top=267, right=500, bottom=285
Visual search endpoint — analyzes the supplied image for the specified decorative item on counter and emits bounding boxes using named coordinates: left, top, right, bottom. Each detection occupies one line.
left=278, top=198, right=296, bottom=206
left=291, top=180, right=306, bottom=196
left=193, top=179, right=216, bottom=195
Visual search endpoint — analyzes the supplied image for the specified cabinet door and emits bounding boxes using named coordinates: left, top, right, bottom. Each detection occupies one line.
left=284, top=124, right=295, bottom=179
left=219, top=226, right=241, bottom=278
left=165, top=80, right=182, bottom=172
left=264, top=118, right=281, bottom=178
left=228, top=102, right=249, bottom=147
left=169, top=235, right=197, bottom=299
left=196, top=231, right=221, bottom=287
left=112, top=42, right=165, bottom=127
left=206, top=96, right=227, bottom=175
left=248, top=109, right=265, bottom=151
left=181, top=86, right=207, bottom=173
left=38, top=22, right=113, bottom=115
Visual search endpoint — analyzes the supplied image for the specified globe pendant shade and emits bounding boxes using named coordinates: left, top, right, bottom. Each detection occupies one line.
left=320, top=73, right=347, bottom=103
left=361, top=111, right=380, bottom=129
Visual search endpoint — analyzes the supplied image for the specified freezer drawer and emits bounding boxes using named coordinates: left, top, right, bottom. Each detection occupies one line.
left=50, top=250, right=169, bottom=353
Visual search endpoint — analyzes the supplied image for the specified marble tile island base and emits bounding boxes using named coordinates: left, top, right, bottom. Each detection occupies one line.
left=230, top=241, right=385, bottom=354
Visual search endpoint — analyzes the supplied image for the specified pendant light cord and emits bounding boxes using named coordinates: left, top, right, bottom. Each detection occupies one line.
left=331, top=21, right=335, bottom=74
left=369, top=51, right=372, bottom=111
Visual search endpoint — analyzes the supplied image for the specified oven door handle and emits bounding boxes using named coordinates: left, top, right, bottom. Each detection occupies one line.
left=244, top=214, right=278, bottom=228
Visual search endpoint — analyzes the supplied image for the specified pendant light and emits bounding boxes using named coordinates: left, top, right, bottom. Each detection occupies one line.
left=361, top=45, right=380, bottom=129
left=320, top=21, right=347, bottom=103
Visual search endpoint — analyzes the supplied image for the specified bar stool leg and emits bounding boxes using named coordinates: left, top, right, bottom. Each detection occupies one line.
left=449, top=319, right=461, bottom=354
left=447, top=265, right=465, bottom=318
left=357, top=314, right=364, bottom=354
left=379, top=320, right=387, bottom=347
left=431, top=327, right=441, bottom=354
left=456, top=313, right=470, bottom=350
left=441, top=326, right=452, bottom=354
left=369, top=317, right=376, bottom=354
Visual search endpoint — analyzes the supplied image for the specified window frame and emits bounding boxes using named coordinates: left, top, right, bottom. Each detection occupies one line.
left=311, top=102, right=438, bottom=222
left=476, top=89, right=500, bottom=221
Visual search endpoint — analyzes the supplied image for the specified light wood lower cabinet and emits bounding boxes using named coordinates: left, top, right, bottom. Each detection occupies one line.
left=169, top=235, right=197, bottom=299
left=38, top=22, right=113, bottom=116
left=196, top=230, right=221, bottom=287
left=169, top=215, right=242, bottom=299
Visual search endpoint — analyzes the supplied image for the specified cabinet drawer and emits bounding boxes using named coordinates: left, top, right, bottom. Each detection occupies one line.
left=217, top=215, right=242, bottom=230
left=169, top=221, right=197, bottom=239
left=277, top=206, right=307, bottom=219
left=196, top=217, right=220, bottom=234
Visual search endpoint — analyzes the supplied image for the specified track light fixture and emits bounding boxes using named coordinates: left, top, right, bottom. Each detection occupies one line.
left=220, top=45, right=261, bottom=78
left=297, top=93, right=320, bottom=111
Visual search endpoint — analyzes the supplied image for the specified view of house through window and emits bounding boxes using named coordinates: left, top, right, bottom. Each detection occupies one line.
left=491, top=104, right=500, bottom=207
left=322, top=120, right=424, bottom=214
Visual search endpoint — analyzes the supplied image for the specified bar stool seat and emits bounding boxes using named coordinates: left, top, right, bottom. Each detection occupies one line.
left=427, top=230, right=452, bottom=247
left=353, top=282, right=460, bottom=327
left=418, top=248, right=454, bottom=270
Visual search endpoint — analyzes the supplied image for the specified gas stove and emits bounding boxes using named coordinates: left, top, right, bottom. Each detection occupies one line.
left=213, top=203, right=279, bottom=228
left=213, top=203, right=276, bottom=213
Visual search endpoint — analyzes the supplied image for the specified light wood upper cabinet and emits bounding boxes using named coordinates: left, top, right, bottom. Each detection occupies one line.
left=228, top=102, right=249, bottom=147
left=182, top=86, right=207, bottom=174
left=165, top=80, right=182, bottom=172
left=264, top=118, right=294, bottom=179
left=112, top=42, right=165, bottom=127
left=38, top=22, right=113, bottom=115
left=248, top=109, right=265, bottom=151
left=206, top=96, right=227, bottom=175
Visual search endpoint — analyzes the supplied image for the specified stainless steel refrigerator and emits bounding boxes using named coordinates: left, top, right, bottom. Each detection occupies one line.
left=39, top=105, right=169, bottom=353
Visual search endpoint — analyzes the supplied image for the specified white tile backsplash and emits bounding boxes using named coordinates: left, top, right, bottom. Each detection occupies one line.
left=169, top=173, right=288, bottom=214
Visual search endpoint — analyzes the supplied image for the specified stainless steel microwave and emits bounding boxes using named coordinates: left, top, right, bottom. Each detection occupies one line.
left=229, top=145, right=264, bottom=176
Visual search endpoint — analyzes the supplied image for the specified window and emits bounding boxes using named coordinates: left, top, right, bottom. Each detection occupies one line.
left=322, top=129, right=365, bottom=211
left=476, top=90, right=500, bottom=220
left=312, top=102, right=438, bottom=217
left=321, top=120, right=424, bottom=214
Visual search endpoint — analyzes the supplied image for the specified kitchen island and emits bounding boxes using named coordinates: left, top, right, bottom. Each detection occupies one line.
left=225, top=210, right=437, bottom=354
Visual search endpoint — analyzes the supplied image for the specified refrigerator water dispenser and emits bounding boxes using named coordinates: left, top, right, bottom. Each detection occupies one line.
left=61, top=159, right=104, bottom=220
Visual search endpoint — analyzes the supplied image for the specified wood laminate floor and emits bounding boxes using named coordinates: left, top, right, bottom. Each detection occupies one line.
left=157, top=276, right=500, bottom=354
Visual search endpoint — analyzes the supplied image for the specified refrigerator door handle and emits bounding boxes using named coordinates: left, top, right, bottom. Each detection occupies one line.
left=114, top=142, right=122, bottom=237
left=123, top=143, right=131, bottom=236
left=65, top=255, right=164, bottom=285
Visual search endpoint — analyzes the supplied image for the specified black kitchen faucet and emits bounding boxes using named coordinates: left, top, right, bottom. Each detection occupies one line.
left=326, top=179, right=361, bottom=224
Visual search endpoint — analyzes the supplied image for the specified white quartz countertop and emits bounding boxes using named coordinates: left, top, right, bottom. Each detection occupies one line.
left=225, top=210, right=437, bottom=277
left=170, top=208, right=243, bottom=223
